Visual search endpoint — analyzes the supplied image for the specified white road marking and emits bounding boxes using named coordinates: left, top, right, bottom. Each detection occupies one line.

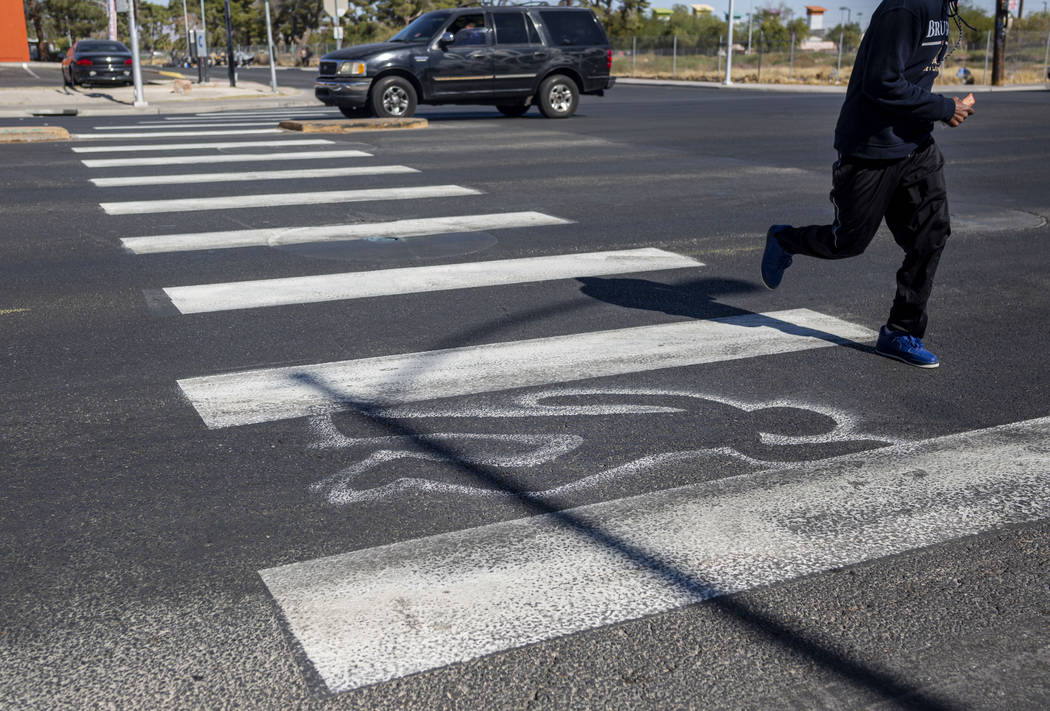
left=81, top=149, right=370, bottom=168
left=121, top=211, right=572, bottom=254
left=72, top=128, right=284, bottom=139
left=72, top=139, right=332, bottom=153
left=90, top=165, right=418, bottom=187
left=177, top=308, right=875, bottom=429
left=164, top=248, right=702, bottom=314
left=259, top=414, right=1050, bottom=693
left=191, top=109, right=339, bottom=117
left=94, top=122, right=280, bottom=129
left=101, top=184, right=480, bottom=215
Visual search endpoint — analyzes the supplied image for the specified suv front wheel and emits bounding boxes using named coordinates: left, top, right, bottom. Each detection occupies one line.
left=537, top=74, right=579, bottom=119
left=370, top=76, right=417, bottom=118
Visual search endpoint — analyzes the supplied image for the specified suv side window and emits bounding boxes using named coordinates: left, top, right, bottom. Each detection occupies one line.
left=538, top=11, right=606, bottom=46
left=493, top=12, right=541, bottom=45
left=447, top=13, right=489, bottom=46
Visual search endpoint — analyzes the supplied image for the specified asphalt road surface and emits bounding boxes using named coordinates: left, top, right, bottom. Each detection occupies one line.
left=2, top=85, right=1050, bottom=710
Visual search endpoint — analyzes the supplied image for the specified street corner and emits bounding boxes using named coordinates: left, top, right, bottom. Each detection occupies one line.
left=277, top=116, right=429, bottom=133
left=0, top=125, right=70, bottom=142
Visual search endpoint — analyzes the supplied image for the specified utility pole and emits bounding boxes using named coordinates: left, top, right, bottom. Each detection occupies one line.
left=180, top=0, right=190, bottom=65
left=724, top=0, right=735, bottom=85
left=198, top=0, right=209, bottom=82
left=223, top=0, right=236, bottom=87
left=126, top=0, right=147, bottom=106
left=992, top=0, right=1008, bottom=85
left=264, top=0, right=278, bottom=92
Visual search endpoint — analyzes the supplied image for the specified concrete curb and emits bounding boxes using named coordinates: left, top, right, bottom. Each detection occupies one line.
left=279, top=117, right=428, bottom=133
left=0, top=125, right=70, bottom=142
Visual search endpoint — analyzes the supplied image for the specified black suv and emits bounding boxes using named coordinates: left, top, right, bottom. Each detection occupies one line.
left=314, top=5, right=614, bottom=119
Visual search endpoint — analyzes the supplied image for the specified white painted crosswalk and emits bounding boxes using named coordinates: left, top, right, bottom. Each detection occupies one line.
left=90, top=165, right=418, bottom=188
left=260, top=414, right=1050, bottom=692
left=176, top=309, right=874, bottom=429
left=73, top=128, right=284, bottom=140
left=100, top=185, right=481, bottom=215
left=163, top=248, right=701, bottom=314
left=82, top=149, right=372, bottom=168
left=120, top=211, right=572, bottom=254
left=73, top=139, right=333, bottom=153
left=84, top=116, right=996, bottom=698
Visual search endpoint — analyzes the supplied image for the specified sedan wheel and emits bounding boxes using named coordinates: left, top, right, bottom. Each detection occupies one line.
left=369, top=76, right=417, bottom=119
left=537, top=74, right=579, bottom=119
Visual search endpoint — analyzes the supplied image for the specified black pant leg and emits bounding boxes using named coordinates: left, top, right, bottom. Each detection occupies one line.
left=776, top=156, right=904, bottom=259
left=883, top=142, right=951, bottom=339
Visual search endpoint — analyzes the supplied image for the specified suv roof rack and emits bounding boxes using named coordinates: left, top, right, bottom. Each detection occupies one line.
left=475, top=0, right=552, bottom=6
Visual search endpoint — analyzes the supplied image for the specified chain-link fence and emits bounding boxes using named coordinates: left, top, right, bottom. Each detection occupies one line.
left=612, top=28, right=1050, bottom=85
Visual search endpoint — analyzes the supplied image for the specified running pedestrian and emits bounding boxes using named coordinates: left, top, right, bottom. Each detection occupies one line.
left=762, top=0, right=976, bottom=368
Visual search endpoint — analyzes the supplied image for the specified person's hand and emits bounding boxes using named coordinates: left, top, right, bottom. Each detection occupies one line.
left=945, top=97, right=975, bottom=127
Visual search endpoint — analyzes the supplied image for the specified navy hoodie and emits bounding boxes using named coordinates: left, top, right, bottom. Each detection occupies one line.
left=834, top=0, right=958, bottom=159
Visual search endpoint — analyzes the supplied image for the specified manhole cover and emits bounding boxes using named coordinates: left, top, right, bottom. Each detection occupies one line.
left=949, top=207, right=1045, bottom=234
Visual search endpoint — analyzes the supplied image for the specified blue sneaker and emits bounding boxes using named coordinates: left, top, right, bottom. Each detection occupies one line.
left=761, top=225, right=793, bottom=290
left=875, top=326, right=940, bottom=368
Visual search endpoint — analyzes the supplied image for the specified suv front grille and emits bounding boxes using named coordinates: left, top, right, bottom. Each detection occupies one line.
left=319, top=60, right=338, bottom=76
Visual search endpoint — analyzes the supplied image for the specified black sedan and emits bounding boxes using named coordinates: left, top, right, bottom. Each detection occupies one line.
left=62, top=40, right=134, bottom=88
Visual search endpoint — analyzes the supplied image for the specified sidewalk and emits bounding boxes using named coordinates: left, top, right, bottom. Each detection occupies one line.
left=616, top=77, right=1049, bottom=94
left=0, top=71, right=317, bottom=118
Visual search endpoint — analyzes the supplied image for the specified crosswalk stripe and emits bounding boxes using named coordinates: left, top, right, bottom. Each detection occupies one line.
left=177, top=308, right=875, bottom=429
left=164, top=248, right=701, bottom=314
left=81, top=149, right=371, bottom=168
left=101, top=184, right=481, bottom=215
left=94, top=122, right=279, bottom=129
left=72, top=139, right=333, bottom=154
left=121, top=211, right=573, bottom=254
left=191, top=109, right=338, bottom=117
left=90, top=165, right=418, bottom=188
left=73, top=129, right=283, bottom=139
left=259, top=414, right=1050, bottom=693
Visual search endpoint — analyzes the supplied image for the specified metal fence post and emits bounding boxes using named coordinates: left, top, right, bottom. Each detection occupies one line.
left=1044, top=29, right=1049, bottom=83
left=672, top=35, right=677, bottom=77
left=718, top=34, right=723, bottom=79
left=789, top=31, right=795, bottom=78
left=632, top=36, right=636, bottom=78
left=983, top=29, right=991, bottom=84
left=757, top=30, right=763, bottom=82
left=724, top=0, right=735, bottom=85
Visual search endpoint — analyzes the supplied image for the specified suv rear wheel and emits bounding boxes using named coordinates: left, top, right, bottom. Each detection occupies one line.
left=370, top=76, right=417, bottom=119
left=537, top=74, right=579, bottom=119
left=496, top=102, right=530, bottom=118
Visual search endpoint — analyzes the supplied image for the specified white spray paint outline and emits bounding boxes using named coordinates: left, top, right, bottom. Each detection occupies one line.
left=307, top=387, right=909, bottom=505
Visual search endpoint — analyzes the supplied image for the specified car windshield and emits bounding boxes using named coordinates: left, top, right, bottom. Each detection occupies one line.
left=389, top=12, right=451, bottom=42
left=78, top=41, right=129, bottom=53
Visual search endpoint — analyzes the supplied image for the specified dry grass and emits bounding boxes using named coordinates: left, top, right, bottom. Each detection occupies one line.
left=613, top=51, right=1048, bottom=85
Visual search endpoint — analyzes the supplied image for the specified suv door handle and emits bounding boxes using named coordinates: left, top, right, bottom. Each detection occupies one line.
left=533, top=52, right=548, bottom=59
left=469, top=52, right=486, bottom=59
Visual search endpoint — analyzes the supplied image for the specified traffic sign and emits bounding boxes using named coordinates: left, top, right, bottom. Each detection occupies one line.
left=323, top=0, right=348, bottom=19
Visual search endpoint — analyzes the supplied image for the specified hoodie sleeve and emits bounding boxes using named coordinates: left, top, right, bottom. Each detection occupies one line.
left=860, top=8, right=957, bottom=121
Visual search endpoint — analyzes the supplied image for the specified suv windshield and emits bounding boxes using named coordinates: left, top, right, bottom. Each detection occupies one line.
left=390, top=12, right=451, bottom=42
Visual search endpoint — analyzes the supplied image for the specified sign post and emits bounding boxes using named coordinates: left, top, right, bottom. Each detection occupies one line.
left=724, top=0, right=735, bottom=85
left=323, top=0, right=350, bottom=50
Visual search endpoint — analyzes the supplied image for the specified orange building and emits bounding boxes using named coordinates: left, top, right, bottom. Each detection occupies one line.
left=1, top=0, right=31, bottom=62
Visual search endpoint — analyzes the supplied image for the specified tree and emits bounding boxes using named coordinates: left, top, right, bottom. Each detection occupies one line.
left=824, top=22, right=861, bottom=52
left=58, top=0, right=107, bottom=38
